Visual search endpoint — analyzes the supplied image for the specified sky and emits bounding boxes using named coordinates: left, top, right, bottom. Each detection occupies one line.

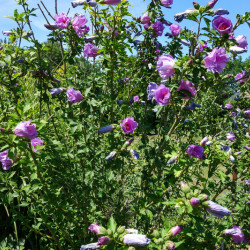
left=0, top=0, right=249, bottom=59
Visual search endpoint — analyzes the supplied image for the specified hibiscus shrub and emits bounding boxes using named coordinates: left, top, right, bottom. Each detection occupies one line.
left=0, top=0, right=249, bottom=249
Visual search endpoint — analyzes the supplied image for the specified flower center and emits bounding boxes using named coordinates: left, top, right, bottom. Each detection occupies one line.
left=219, top=24, right=227, bottom=30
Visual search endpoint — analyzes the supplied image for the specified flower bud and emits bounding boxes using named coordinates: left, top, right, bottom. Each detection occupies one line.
left=98, top=124, right=114, bottom=134
left=167, top=241, right=175, bottom=249
left=105, top=151, right=116, bottom=161
left=130, top=149, right=139, bottom=160
left=190, top=197, right=200, bottom=207
left=97, top=236, right=109, bottom=246
left=198, top=194, right=209, bottom=201
left=207, top=0, right=218, bottom=9
left=170, top=225, right=183, bottom=236
left=193, top=2, right=200, bottom=9
left=123, top=234, right=151, bottom=246
left=80, top=243, right=99, bottom=250
left=180, top=181, right=190, bottom=193
left=116, top=226, right=125, bottom=234
left=204, top=200, right=231, bottom=217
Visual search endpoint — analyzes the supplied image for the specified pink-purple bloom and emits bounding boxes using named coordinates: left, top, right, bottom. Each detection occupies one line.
left=31, top=138, right=43, bottom=152
left=88, top=223, right=101, bottom=234
left=153, top=84, right=171, bottom=106
left=72, top=15, right=89, bottom=37
left=14, top=120, right=38, bottom=140
left=83, top=43, right=99, bottom=57
left=120, top=117, right=138, bottom=134
left=97, top=236, right=110, bottom=246
left=161, top=0, right=173, bottom=7
left=212, top=16, right=233, bottom=36
left=49, top=87, right=66, bottom=96
left=186, top=145, right=205, bottom=159
left=167, top=242, right=175, bottom=250
left=152, top=22, right=165, bottom=37
left=141, top=12, right=150, bottom=25
left=156, top=55, right=175, bottom=79
left=170, top=225, right=183, bottom=236
left=133, top=96, right=139, bottom=102
left=54, top=13, right=72, bottom=29
left=103, top=0, right=121, bottom=5
left=235, top=70, right=246, bottom=83
left=204, top=47, right=229, bottom=73
left=177, top=80, right=196, bottom=99
left=0, top=149, right=13, bottom=170
left=205, top=200, right=231, bottom=217
left=245, top=110, right=250, bottom=118
left=225, top=102, right=233, bottom=109
left=227, top=132, right=236, bottom=141
left=235, top=35, right=248, bottom=50
left=224, top=226, right=246, bottom=244
left=200, top=136, right=208, bottom=146
left=207, top=0, right=218, bottom=9
left=123, top=234, right=151, bottom=246
left=66, top=88, right=83, bottom=103
left=230, top=112, right=237, bottom=118
left=170, top=24, right=181, bottom=37
left=190, top=197, right=200, bottom=207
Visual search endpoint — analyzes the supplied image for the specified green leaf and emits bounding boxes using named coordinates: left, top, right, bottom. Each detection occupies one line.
left=107, top=216, right=117, bottom=234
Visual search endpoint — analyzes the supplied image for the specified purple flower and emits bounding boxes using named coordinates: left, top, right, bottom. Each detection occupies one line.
left=235, top=70, right=246, bottom=83
left=72, top=15, right=89, bottom=37
left=156, top=55, right=175, bottom=79
left=244, top=180, right=250, bottom=185
left=170, top=225, right=183, bottom=236
left=227, top=132, right=236, bottom=141
left=83, top=43, right=99, bottom=57
left=123, top=77, right=131, bottom=83
left=44, top=24, right=59, bottom=30
left=167, top=242, right=175, bottom=249
left=97, top=236, right=109, bottom=246
left=186, top=145, right=205, bottom=159
left=133, top=96, right=139, bottom=102
left=200, top=136, right=208, bottom=146
left=105, top=151, right=116, bottom=161
left=120, top=117, right=138, bottom=134
left=207, top=0, right=218, bottom=9
left=186, top=102, right=201, bottom=110
left=204, top=47, right=229, bottom=73
left=49, top=87, right=66, bottom=96
left=235, top=151, right=242, bottom=155
left=174, top=8, right=197, bottom=23
left=31, top=138, right=43, bottom=152
left=80, top=243, right=99, bottom=250
left=88, top=223, right=101, bottom=234
left=190, top=197, right=200, bottom=207
left=224, top=226, right=245, bottom=244
left=141, top=12, right=150, bottom=25
left=213, top=9, right=229, bottom=16
left=54, top=13, right=72, bottom=29
left=225, top=102, right=233, bottom=109
left=103, top=0, right=121, bottom=5
left=212, top=16, right=232, bottom=36
left=161, top=0, right=173, bottom=7
left=235, top=35, right=248, bottom=49
left=230, top=112, right=237, bottom=118
left=0, top=149, right=13, bottom=170
left=123, top=234, right=151, bottom=246
left=170, top=24, right=181, bottom=37
left=152, top=22, right=165, bottom=37
left=14, top=120, right=38, bottom=140
left=66, top=88, right=83, bottom=103
left=98, top=125, right=114, bottom=134
left=130, top=149, right=140, bottom=160
left=229, top=46, right=247, bottom=54
left=85, top=35, right=96, bottom=42
left=205, top=200, right=231, bottom=217
left=147, top=82, right=159, bottom=100
left=154, top=84, right=171, bottom=106
left=177, top=80, right=196, bottom=99
left=244, top=146, right=250, bottom=150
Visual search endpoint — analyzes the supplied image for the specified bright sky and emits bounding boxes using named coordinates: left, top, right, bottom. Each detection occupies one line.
left=0, top=0, right=249, bottom=59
